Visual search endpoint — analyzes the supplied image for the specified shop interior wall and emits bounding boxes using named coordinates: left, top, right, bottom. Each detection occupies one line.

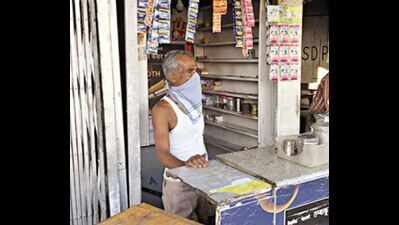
left=301, top=0, right=329, bottom=84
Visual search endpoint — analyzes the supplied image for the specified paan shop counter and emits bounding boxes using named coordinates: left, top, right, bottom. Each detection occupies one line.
left=167, top=146, right=329, bottom=225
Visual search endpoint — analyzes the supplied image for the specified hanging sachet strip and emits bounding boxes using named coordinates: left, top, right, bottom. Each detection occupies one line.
left=138, top=0, right=148, bottom=33
left=212, top=0, right=227, bottom=33
left=185, top=0, right=200, bottom=43
left=232, top=0, right=244, bottom=48
left=158, top=0, right=171, bottom=44
left=147, top=0, right=160, bottom=54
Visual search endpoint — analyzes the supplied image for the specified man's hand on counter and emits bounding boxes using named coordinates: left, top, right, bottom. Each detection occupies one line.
left=185, top=154, right=208, bottom=168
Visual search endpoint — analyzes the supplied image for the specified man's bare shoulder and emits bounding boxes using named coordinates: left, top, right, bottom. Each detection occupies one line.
left=151, top=99, right=171, bottom=118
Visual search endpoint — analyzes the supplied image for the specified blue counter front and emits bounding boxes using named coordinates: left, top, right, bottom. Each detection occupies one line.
left=167, top=147, right=329, bottom=225
left=217, top=177, right=329, bottom=225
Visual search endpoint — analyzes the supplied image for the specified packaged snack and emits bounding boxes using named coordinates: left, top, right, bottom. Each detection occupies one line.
left=289, top=25, right=301, bottom=43
left=289, top=46, right=300, bottom=63
left=280, top=25, right=289, bottom=43
left=269, top=25, right=280, bottom=44
left=185, top=0, right=200, bottom=42
left=267, top=5, right=282, bottom=23
left=270, top=46, right=280, bottom=63
left=279, top=46, right=289, bottom=62
left=270, top=64, right=280, bottom=80
left=290, top=64, right=299, bottom=80
left=212, top=14, right=222, bottom=33
left=280, top=64, right=290, bottom=80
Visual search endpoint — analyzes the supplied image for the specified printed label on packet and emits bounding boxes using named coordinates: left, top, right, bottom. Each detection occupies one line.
left=279, top=46, right=289, bottom=62
left=280, top=64, right=290, bottom=81
left=269, top=25, right=280, bottom=44
left=289, top=46, right=300, bottom=63
left=270, top=64, right=280, bottom=80
left=280, top=25, right=289, bottom=44
left=270, top=46, right=280, bottom=63
left=290, top=64, right=299, bottom=80
left=289, top=25, right=300, bottom=43
left=267, top=5, right=282, bottom=23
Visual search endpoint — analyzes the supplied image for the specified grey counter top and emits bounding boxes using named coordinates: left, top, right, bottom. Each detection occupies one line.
left=166, top=160, right=272, bottom=205
left=216, top=146, right=329, bottom=187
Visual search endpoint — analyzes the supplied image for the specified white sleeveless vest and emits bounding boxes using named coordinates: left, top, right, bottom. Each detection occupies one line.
left=163, top=96, right=207, bottom=161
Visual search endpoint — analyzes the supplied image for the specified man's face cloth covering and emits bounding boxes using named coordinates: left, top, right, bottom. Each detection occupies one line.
left=168, top=72, right=203, bottom=123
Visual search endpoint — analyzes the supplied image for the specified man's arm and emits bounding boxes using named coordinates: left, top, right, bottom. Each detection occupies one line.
left=152, top=102, right=208, bottom=169
left=152, top=104, right=185, bottom=169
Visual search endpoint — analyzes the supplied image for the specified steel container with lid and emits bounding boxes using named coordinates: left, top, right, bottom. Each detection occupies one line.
left=311, top=121, right=329, bottom=145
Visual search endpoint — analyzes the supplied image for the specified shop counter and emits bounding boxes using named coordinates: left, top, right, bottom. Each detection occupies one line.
left=167, top=147, right=329, bottom=225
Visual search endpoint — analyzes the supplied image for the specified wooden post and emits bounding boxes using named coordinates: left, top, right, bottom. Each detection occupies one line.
left=275, top=0, right=303, bottom=136
left=258, top=0, right=278, bottom=146
left=259, top=0, right=303, bottom=143
left=125, top=0, right=142, bottom=206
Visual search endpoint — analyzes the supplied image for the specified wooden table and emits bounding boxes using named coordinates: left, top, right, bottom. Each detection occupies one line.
left=98, top=203, right=202, bottom=225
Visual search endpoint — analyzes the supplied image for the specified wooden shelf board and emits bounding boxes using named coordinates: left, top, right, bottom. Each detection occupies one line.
left=203, top=106, right=258, bottom=120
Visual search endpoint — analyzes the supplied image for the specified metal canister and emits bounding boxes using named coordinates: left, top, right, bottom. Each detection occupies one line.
left=235, top=98, right=241, bottom=112
left=222, top=97, right=228, bottom=110
left=241, top=101, right=250, bottom=114
left=229, top=97, right=235, bottom=111
left=248, top=49, right=255, bottom=59
left=214, top=95, right=221, bottom=108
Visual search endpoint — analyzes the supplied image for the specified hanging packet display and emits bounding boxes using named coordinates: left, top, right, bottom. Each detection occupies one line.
left=158, top=0, right=171, bottom=44
left=147, top=0, right=160, bottom=53
left=212, top=0, right=227, bottom=33
left=185, top=0, right=200, bottom=43
left=232, top=0, right=244, bottom=47
left=138, top=0, right=148, bottom=33
left=212, top=14, right=222, bottom=33
left=144, top=0, right=155, bottom=26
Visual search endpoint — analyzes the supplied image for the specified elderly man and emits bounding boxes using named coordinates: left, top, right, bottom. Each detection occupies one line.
left=151, top=50, right=209, bottom=222
left=309, top=73, right=329, bottom=114
left=301, top=72, right=329, bottom=132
